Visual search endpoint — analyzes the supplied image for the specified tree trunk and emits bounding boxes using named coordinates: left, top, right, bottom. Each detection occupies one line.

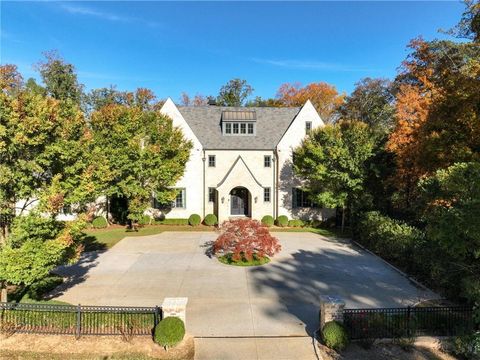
left=106, top=195, right=110, bottom=227
left=0, top=224, right=9, bottom=246
left=1, top=282, right=7, bottom=303
left=341, top=206, right=346, bottom=234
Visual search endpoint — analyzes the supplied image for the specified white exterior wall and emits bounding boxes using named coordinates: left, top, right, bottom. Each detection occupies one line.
left=159, top=99, right=335, bottom=223
left=160, top=99, right=204, bottom=218
left=204, top=150, right=275, bottom=222
left=276, top=100, right=333, bottom=221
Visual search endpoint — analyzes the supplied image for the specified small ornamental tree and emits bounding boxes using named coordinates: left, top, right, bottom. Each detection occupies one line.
left=213, top=219, right=281, bottom=261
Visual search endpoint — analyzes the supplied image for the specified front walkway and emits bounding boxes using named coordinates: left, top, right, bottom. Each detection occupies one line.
left=54, top=231, right=438, bottom=359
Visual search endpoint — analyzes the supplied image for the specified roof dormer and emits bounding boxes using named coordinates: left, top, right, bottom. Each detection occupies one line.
left=222, top=110, right=256, bottom=136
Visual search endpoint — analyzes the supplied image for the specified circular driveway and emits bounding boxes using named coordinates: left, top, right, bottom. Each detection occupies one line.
left=55, top=231, right=437, bottom=337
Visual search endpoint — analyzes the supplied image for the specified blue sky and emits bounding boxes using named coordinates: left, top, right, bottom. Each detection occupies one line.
left=1, top=1, right=465, bottom=101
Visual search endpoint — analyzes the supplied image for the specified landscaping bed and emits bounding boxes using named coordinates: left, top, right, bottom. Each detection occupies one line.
left=0, top=333, right=194, bottom=360
left=318, top=340, right=457, bottom=360
left=217, top=253, right=270, bottom=266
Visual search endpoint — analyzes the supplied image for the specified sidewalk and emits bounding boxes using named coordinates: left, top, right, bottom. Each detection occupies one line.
left=194, top=337, right=320, bottom=360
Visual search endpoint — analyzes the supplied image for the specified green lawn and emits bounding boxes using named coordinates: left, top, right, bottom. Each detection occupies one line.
left=83, top=225, right=214, bottom=250
left=270, top=226, right=351, bottom=238
left=83, top=224, right=350, bottom=251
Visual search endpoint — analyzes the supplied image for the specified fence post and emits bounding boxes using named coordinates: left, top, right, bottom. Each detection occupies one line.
left=162, top=298, right=188, bottom=326
left=319, top=295, right=345, bottom=330
left=407, top=306, right=412, bottom=337
left=75, top=304, right=81, bottom=339
left=154, top=306, right=161, bottom=328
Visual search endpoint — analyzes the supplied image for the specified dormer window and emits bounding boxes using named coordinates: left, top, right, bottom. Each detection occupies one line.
left=222, top=110, right=256, bottom=136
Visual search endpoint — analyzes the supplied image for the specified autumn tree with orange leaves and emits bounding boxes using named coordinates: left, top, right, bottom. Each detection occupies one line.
left=387, top=36, right=480, bottom=208
left=276, top=82, right=345, bottom=123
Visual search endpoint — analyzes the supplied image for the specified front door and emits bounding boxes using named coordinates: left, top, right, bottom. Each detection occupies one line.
left=230, top=188, right=248, bottom=216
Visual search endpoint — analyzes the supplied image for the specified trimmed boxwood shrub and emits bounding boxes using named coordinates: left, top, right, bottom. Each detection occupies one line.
left=154, top=317, right=185, bottom=349
left=188, top=214, right=201, bottom=226
left=92, top=216, right=107, bottom=229
left=261, top=215, right=274, bottom=227
left=204, top=214, right=217, bottom=226
left=275, top=215, right=289, bottom=227
left=288, top=219, right=304, bottom=227
left=322, top=321, right=349, bottom=351
left=155, top=218, right=189, bottom=225
left=138, top=215, right=151, bottom=225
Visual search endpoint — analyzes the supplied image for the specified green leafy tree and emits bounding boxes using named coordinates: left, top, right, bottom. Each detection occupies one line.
left=25, top=78, right=46, bottom=97
left=89, top=104, right=192, bottom=224
left=217, top=78, right=253, bottom=106
left=293, top=121, right=375, bottom=231
left=446, top=0, right=479, bottom=42
left=245, top=96, right=283, bottom=107
left=0, top=76, right=90, bottom=242
left=85, top=86, right=128, bottom=112
left=36, top=51, right=84, bottom=104
left=340, top=78, right=395, bottom=137
left=0, top=212, right=86, bottom=300
left=419, top=162, right=480, bottom=302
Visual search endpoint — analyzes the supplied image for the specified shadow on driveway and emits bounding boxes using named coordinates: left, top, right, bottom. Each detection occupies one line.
left=249, top=245, right=437, bottom=336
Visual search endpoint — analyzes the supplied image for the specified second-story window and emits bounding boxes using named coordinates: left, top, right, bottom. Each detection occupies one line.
left=225, top=123, right=232, bottom=134
left=208, top=155, right=216, bottom=167
left=306, top=121, right=312, bottom=134
left=264, top=155, right=271, bottom=168
left=248, top=123, right=254, bottom=134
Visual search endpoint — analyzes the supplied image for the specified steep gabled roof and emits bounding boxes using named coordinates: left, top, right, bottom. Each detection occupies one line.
left=176, top=105, right=301, bottom=150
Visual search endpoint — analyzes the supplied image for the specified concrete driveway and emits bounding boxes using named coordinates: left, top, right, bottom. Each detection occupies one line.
left=55, top=231, right=437, bottom=339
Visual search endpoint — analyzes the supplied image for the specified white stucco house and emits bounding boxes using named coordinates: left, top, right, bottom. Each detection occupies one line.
left=157, top=98, right=334, bottom=223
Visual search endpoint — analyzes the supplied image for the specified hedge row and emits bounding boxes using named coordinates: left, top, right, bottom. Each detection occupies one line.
left=355, top=211, right=424, bottom=266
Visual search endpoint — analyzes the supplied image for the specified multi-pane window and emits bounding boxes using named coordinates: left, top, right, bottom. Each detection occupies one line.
left=292, top=188, right=317, bottom=208
left=208, top=155, right=216, bottom=167
left=264, top=187, right=271, bottom=202
left=173, top=188, right=186, bottom=208
left=306, top=121, right=312, bottom=134
left=264, top=155, right=271, bottom=168
left=223, top=122, right=255, bottom=136
left=208, top=187, right=216, bottom=202
left=240, top=123, right=246, bottom=134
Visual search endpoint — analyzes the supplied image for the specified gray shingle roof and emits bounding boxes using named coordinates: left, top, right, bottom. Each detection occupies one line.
left=177, top=106, right=301, bottom=150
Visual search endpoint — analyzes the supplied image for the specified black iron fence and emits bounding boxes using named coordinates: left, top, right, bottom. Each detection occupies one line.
left=0, top=302, right=162, bottom=337
left=344, top=306, right=474, bottom=340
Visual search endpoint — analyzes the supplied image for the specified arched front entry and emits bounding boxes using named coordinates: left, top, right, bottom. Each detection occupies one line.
left=230, top=187, right=251, bottom=217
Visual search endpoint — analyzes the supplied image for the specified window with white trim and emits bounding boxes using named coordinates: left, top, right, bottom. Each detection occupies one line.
left=173, top=188, right=186, bottom=208
left=222, top=122, right=256, bottom=136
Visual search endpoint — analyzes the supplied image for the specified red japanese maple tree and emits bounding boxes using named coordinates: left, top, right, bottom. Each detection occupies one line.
left=213, top=218, right=281, bottom=261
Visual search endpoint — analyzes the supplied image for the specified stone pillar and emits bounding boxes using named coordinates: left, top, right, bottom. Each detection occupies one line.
left=162, top=297, right=188, bottom=325
left=319, top=295, right=345, bottom=330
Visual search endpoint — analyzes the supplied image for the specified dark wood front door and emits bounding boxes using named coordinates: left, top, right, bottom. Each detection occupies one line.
left=230, top=188, right=248, bottom=216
